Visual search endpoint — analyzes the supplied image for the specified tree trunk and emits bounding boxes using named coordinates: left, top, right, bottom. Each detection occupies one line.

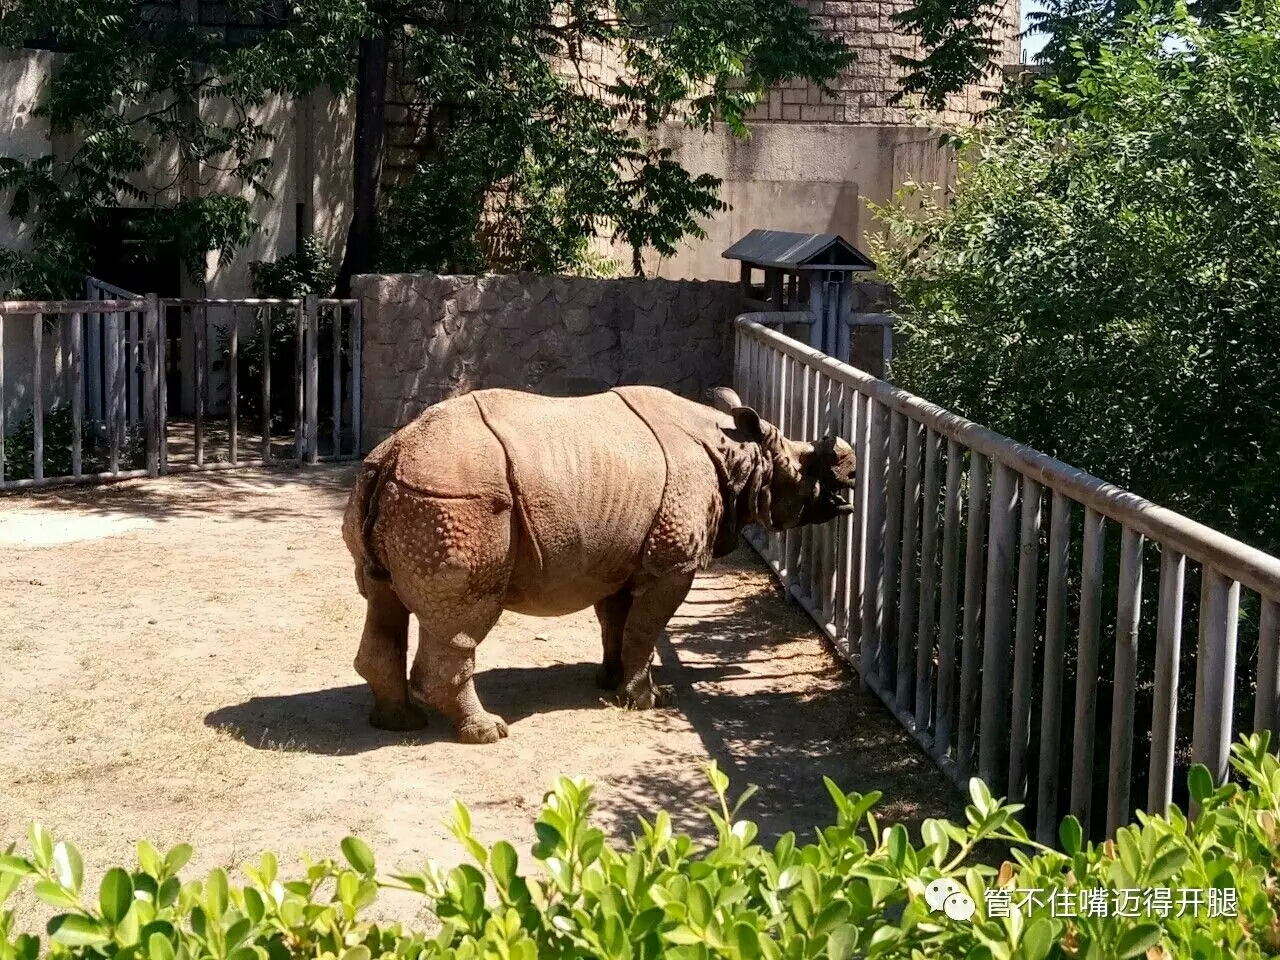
left=335, top=30, right=390, bottom=296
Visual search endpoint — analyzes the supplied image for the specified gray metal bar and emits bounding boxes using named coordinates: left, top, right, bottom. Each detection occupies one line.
left=1147, top=548, right=1185, bottom=814
left=262, top=307, right=272, bottom=464
left=1255, top=599, right=1279, bottom=743
left=0, top=313, right=5, bottom=485
left=331, top=303, right=342, bottom=457
left=195, top=306, right=206, bottom=469
left=144, top=296, right=159, bottom=477
left=935, top=439, right=964, bottom=756
left=1008, top=477, right=1042, bottom=803
left=229, top=310, right=239, bottom=466
left=979, top=460, right=1018, bottom=788
left=862, top=398, right=889, bottom=679
left=1070, top=507, right=1107, bottom=830
left=1036, top=491, right=1072, bottom=844
left=294, top=300, right=305, bottom=463
left=71, top=313, right=83, bottom=478
left=32, top=313, right=44, bottom=482
left=915, top=428, right=941, bottom=731
left=882, top=410, right=905, bottom=688
left=957, top=450, right=988, bottom=778
left=105, top=310, right=119, bottom=474
left=351, top=299, right=362, bottom=455
left=1191, top=569, right=1240, bottom=789
left=307, top=295, right=319, bottom=465
left=1106, top=526, right=1145, bottom=836
left=896, top=416, right=922, bottom=712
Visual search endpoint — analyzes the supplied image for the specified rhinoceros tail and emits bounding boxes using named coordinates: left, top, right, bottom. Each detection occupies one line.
left=343, top=441, right=398, bottom=591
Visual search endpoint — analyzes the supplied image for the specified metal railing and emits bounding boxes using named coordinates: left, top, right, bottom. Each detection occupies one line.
left=0, top=294, right=362, bottom=490
left=734, top=317, right=1280, bottom=841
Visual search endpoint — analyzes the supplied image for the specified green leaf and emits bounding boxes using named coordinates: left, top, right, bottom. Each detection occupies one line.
left=1116, top=923, right=1162, bottom=958
left=48, top=914, right=111, bottom=947
left=52, top=843, right=83, bottom=893
left=733, top=920, right=761, bottom=960
left=1020, top=917, right=1052, bottom=960
left=164, top=844, right=193, bottom=875
left=137, top=841, right=163, bottom=878
left=33, top=879, right=80, bottom=909
left=1188, top=765, right=1214, bottom=804
left=827, top=923, right=858, bottom=960
left=204, top=868, right=229, bottom=920
left=340, top=837, right=376, bottom=876
left=1059, top=816, right=1083, bottom=855
left=100, top=868, right=135, bottom=924
left=28, top=824, right=53, bottom=869
left=489, top=841, right=517, bottom=887
left=0, top=855, right=34, bottom=877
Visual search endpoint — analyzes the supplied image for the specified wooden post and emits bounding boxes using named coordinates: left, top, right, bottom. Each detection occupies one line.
left=105, top=310, right=119, bottom=474
left=1191, top=569, right=1241, bottom=791
left=915, top=428, right=941, bottom=731
left=979, top=461, right=1018, bottom=789
left=194, top=306, right=206, bottom=468
left=331, top=303, right=342, bottom=457
left=229, top=309, right=239, bottom=465
left=896, top=417, right=922, bottom=712
left=86, top=295, right=102, bottom=422
left=128, top=312, right=139, bottom=426
left=837, top=385, right=858, bottom=639
left=1254, top=599, right=1279, bottom=745
left=144, top=295, right=159, bottom=477
left=1070, top=507, right=1107, bottom=830
left=1008, top=478, right=1042, bottom=803
left=1036, top=491, right=1073, bottom=844
left=33, top=313, right=44, bottom=482
left=72, top=313, right=84, bottom=478
left=351, top=298, right=361, bottom=456
left=114, top=312, right=126, bottom=468
left=850, top=391, right=869, bottom=650
left=306, top=294, right=319, bottom=465
left=935, top=440, right=964, bottom=756
left=262, top=306, right=272, bottom=464
left=1106, top=526, right=1145, bottom=836
left=882, top=411, right=905, bottom=688
left=957, top=450, right=988, bottom=778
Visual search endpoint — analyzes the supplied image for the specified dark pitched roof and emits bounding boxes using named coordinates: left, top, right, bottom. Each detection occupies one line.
left=722, top=229, right=875, bottom=271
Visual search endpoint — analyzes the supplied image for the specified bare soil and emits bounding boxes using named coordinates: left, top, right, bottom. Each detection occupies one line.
left=0, top=464, right=961, bottom=927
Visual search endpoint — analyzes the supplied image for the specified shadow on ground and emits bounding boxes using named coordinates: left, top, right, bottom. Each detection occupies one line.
left=206, top=549, right=964, bottom=846
left=1, top=463, right=357, bottom=524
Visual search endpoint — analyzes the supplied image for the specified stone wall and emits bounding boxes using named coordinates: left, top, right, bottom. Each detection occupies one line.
left=352, top=273, right=746, bottom=451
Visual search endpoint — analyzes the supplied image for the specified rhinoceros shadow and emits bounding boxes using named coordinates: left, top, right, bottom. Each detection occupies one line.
left=203, top=661, right=618, bottom=755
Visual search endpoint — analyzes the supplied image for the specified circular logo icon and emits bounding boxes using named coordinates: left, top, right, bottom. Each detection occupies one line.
left=943, top=890, right=977, bottom=922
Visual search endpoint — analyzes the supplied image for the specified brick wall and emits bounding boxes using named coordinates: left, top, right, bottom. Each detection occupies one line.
left=352, top=273, right=746, bottom=449
left=744, top=0, right=1022, bottom=126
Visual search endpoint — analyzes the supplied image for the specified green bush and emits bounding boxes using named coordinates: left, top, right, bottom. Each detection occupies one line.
left=2, top=404, right=145, bottom=481
left=5, top=734, right=1279, bottom=960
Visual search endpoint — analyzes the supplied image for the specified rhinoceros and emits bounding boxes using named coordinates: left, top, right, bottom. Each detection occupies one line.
left=341, top=384, right=856, bottom=744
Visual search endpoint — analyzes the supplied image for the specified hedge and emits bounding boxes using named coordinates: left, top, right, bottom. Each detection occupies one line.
left=3, top=734, right=1279, bottom=960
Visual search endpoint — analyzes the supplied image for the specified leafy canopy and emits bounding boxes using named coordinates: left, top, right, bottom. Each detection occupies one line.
left=0, top=0, right=851, bottom=292
left=869, top=3, right=1280, bottom=552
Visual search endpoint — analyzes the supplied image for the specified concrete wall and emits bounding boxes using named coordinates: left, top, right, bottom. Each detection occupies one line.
left=352, top=273, right=745, bottom=451
left=604, top=123, right=954, bottom=281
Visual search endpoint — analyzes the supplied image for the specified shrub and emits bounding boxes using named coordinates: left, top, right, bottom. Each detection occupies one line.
left=2, top=404, right=145, bottom=481
left=4, top=734, right=1279, bottom=960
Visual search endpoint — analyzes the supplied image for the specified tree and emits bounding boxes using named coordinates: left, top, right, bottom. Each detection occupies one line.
left=868, top=5, right=1280, bottom=552
left=0, top=0, right=853, bottom=295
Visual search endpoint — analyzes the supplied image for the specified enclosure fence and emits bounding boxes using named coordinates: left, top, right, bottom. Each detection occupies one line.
left=0, top=294, right=361, bottom=490
left=734, top=317, right=1280, bottom=842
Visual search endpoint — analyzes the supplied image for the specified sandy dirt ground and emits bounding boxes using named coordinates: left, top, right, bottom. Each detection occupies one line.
left=0, top=464, right=961, bottom=927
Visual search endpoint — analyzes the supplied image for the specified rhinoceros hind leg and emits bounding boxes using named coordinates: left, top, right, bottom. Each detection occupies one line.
left=593, top=588, right=633, bottom=690
left=411, top=601, right=506, bottom=744
left=615, top=573, right=693, bottom=710
left=354, top=577, right=426, bottom=730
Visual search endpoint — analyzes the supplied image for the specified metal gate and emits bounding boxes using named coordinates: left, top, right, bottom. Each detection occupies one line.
left=0, top=294, right=361, bottom=490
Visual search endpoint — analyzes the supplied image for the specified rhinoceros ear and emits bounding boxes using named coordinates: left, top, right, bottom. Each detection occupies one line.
left=730, top=405, right=779, bottom=447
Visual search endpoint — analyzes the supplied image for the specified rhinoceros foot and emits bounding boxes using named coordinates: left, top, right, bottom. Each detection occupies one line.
left=595, top=663, right=623, bottom=691
left=369, top=700, right=429, bottom=732
left=616, top=683, right=675, bottom=711
left=456, top=712, right=510, bottom=744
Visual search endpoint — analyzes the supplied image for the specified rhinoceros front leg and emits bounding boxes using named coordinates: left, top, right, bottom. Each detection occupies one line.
left=354, top=577, right=428, bottom=731
left=594, top=589, right=633, bottom=691
left=410, top=600, right=507, bottom=744
left=617, top=572, right=694, bottom=710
